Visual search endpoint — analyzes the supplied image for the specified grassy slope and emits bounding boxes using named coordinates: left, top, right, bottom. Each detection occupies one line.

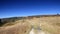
left=40, top=16, right=60, bottom=34
left=26, top=16, right=60, bottom=34
left=0, top=20, right=32, bottom=34
left=0, top=15, right=60, bottom=34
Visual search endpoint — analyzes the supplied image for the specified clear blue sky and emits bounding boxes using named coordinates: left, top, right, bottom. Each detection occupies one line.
left=0, top=0, right=60, bottom=18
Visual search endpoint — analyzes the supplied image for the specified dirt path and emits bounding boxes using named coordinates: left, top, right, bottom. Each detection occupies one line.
left=29, top=28, right=46, bottom=34
left=29, top=28, right=50, bottom=34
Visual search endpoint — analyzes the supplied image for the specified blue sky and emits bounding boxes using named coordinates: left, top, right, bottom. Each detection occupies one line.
left=0, top=0, right=60, bottom=18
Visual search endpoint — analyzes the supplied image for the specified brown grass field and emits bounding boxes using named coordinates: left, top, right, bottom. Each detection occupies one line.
left=0, top=15, right=60, bottom=34
left=0, top=20, right=32, bottom=34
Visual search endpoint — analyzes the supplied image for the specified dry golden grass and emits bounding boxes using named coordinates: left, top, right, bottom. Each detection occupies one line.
left=39, top=16, right=60, bottom=34
left=0, top=20, right=32, bottom=34
left=26, top=16, right=60, bottom=34
left=0, top=16, right=60, bottom=34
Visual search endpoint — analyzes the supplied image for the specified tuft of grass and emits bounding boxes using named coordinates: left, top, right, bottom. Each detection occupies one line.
left=56, top=23, right=60, bottom=26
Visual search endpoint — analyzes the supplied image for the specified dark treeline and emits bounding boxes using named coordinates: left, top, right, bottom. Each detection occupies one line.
left=0, top=17, right=26, bottom=26
left=0, top=19, right=4, bottom=26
